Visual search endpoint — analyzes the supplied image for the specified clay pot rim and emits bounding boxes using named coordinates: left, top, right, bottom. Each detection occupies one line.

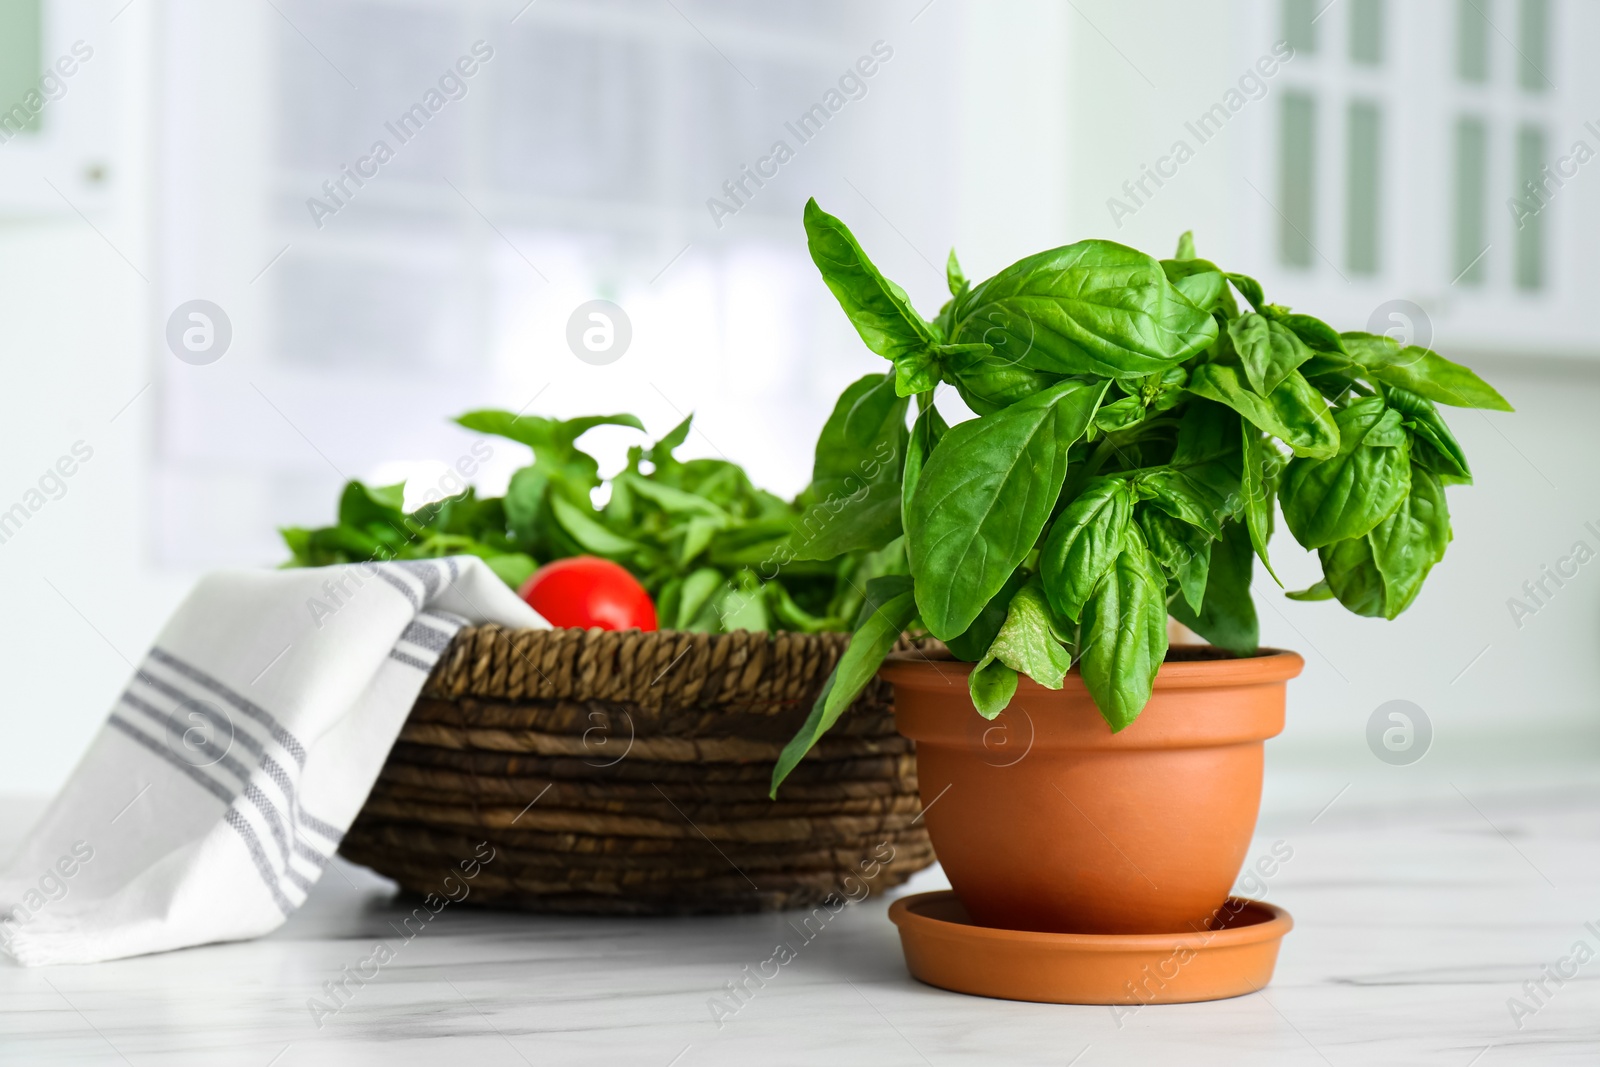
left=881, top=647, right=1304, bottom=693
left=890, top=890, right=1293, bottom=949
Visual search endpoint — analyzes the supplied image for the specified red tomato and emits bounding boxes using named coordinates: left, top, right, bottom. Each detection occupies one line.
left=518, top=556, right=657, bottom=631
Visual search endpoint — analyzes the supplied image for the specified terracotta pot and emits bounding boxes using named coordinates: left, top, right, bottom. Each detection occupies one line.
left=883, top=649, right=1303, bottom=935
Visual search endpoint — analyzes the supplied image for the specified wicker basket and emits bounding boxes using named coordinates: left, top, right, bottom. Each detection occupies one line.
left=340, top=626, right=937, bottom=915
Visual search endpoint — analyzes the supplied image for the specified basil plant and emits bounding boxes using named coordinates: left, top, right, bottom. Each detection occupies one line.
left=771, top=198, right=1509, bottom=794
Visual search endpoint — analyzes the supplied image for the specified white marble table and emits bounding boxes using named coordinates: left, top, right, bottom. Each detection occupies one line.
left=4, top=758, right=1599, bottom=1066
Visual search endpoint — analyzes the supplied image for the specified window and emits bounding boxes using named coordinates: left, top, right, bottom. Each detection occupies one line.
left=1446, top=2, right=1560, bottom=291
left=1264, top=0, right=1570, bottom=297
left=1350, top=0, right=1384, bottom=65
left=1514, top=123, right=1546, bottom=289
left=1283, top=0, right=1317, bottom=55
left=0, top=0, right=42, bottom=136
left=1279, top=91, right=1317, bottom=267
left=1346, top=100, right=1382, bottom=273
left=1517, top=0, right=1552, bottom=91
left=1276, top=0, right=1391, bottom=274
left=1457, top=0, right=1491, bottom=81
left=155, top=0, right=904, bottom=565
left=1452, top=115, right=1488, bottom=285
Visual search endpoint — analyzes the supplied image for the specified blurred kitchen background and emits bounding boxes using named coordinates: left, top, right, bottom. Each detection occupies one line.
left=1, top=0, right=1595, bottom=793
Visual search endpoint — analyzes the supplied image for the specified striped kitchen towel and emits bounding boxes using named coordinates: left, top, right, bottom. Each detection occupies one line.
left=0, top=556, right=544, bottom=966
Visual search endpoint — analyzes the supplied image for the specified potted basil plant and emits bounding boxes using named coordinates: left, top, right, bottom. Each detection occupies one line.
left=772, top=199, right=1510, bottom=938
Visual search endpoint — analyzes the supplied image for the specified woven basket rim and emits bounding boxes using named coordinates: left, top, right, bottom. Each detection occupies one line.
left=420, top=625, right=931, bottom=709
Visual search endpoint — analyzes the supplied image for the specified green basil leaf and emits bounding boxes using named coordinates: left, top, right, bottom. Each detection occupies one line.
left=1226, top=272, right=1265, bottom=312
left=902, top=402, right=948, bottom=532
left=977, top=579, right=1073, bottom=704
left=907, top=379, right=1106, bottom=638
left=770, top=576, right=916, bottom=796
left=1279, top=396, right=1411, bottom=549
left=647, top=414, right=693, bottom=468
left=676, top=516, right=722, bottom=564
left=1298, top=353, right=1362, bottom=393
left=1384, top=386, right=1471, bottom=484
left=618, top=472, right=729, bottom=519
left=1137, top=505, right=1213, bottom=613
left=1367, top=465, right=1451, bottom=618
left=946, top=248, right=969, bottom=299
left=1318, top=536, right=1387, bottom=618
left=1229, top=312, right=1313, bottom=396
left=1360, top=408, right=1408, bottom=448
left=764, top=579, right=839, bottom=633
left=891, top=347, right=942, bottom=396
left=1160, top=258, right=1228, bottom=313
left=604, top=470, right=635, bottom=526
left=707, top=518, right=801, bottom=568
left=950, top=241, right=1218, bottom=378
left=276, top=524, right=351, bottom=564
left=1167, top=522, right=1258, bottom=655
left=944, top=568, right=1027, bottom=662
left=1241, top=424, right=1284, bottom=584
left=1139, top=364, right=1191, bottom=412
left=502, top=465, right=550, bottom=548
left=760, top=582, right=811, bottom=631
left=968, top=660, right=1020, bottom=718
left=790, top=372, right=909, bottom=561
left=1040, top=476, right=1132, bottom=623
left=803, top=198, right=938, bottom=365
left=1266, top=309, right=1346, bottom=355
left=1078, top=543, right=1168, bottom=731
left=1176, top=465, right=1246, bottom=522
left=674, top=567, right=725, bottom=629
left=1292, top=464, right=1451, bottom=620
left=714, top=572, right=770, bottom=632
left=1341, top=332, right=1512, bottom=411
left=483, top=553, right=537, bottom=590
left=653, top=577, right=683, bottom=626
left=1171, top=397, right=1242, bottom=467
left=902, top=341, right=999, bottom=400
left=463, top=410, right=644, bottom=552
left=1093, top=395, right=1146, bottom=434
left=455, top=410, right=645, bottom=452
left=818, top=535, right=908, bottom=624
left=1411, top=440, right=1472, bottom=487
left=942, top=344, right=1066, bottom=416
left=549, top=494, right=642, bottom=557
left=1285, top=579, right=1333, bottom=601
left=1334, top=332, right=1394, bottom=361
left=322, top=482, right=419, bottom=555
left=1187, top=363, right=1339, bottom=460
left=1135, top=468, right=1229, bottom=538
left=1173, top=230, right=1198, bottom=260
left=337, top=481, right=406, bottom=527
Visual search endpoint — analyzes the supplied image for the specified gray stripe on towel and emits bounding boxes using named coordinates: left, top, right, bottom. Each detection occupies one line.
left=400, top=620, right=454, bottom=653
left=146, top=648, right=309, bottom=768
left=374, top=568, right=421, bottom=610
left=225, top=808, right=296, bottom=918
left=107, top=715, right=234, bottom=806
left=388, top=649, right=436, bottom=672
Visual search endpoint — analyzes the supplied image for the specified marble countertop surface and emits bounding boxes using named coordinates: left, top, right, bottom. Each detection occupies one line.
left=4, top=761, right=1599, bottom=1066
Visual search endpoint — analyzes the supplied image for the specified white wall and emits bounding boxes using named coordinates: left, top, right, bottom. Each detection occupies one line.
left=0, top=1, right=193, bottom=794
left=1260, top=357, right=1600, bottom=756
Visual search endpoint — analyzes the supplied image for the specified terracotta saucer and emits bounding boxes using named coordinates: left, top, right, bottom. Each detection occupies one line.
left=888, top=891, right=1292, bottom=1005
